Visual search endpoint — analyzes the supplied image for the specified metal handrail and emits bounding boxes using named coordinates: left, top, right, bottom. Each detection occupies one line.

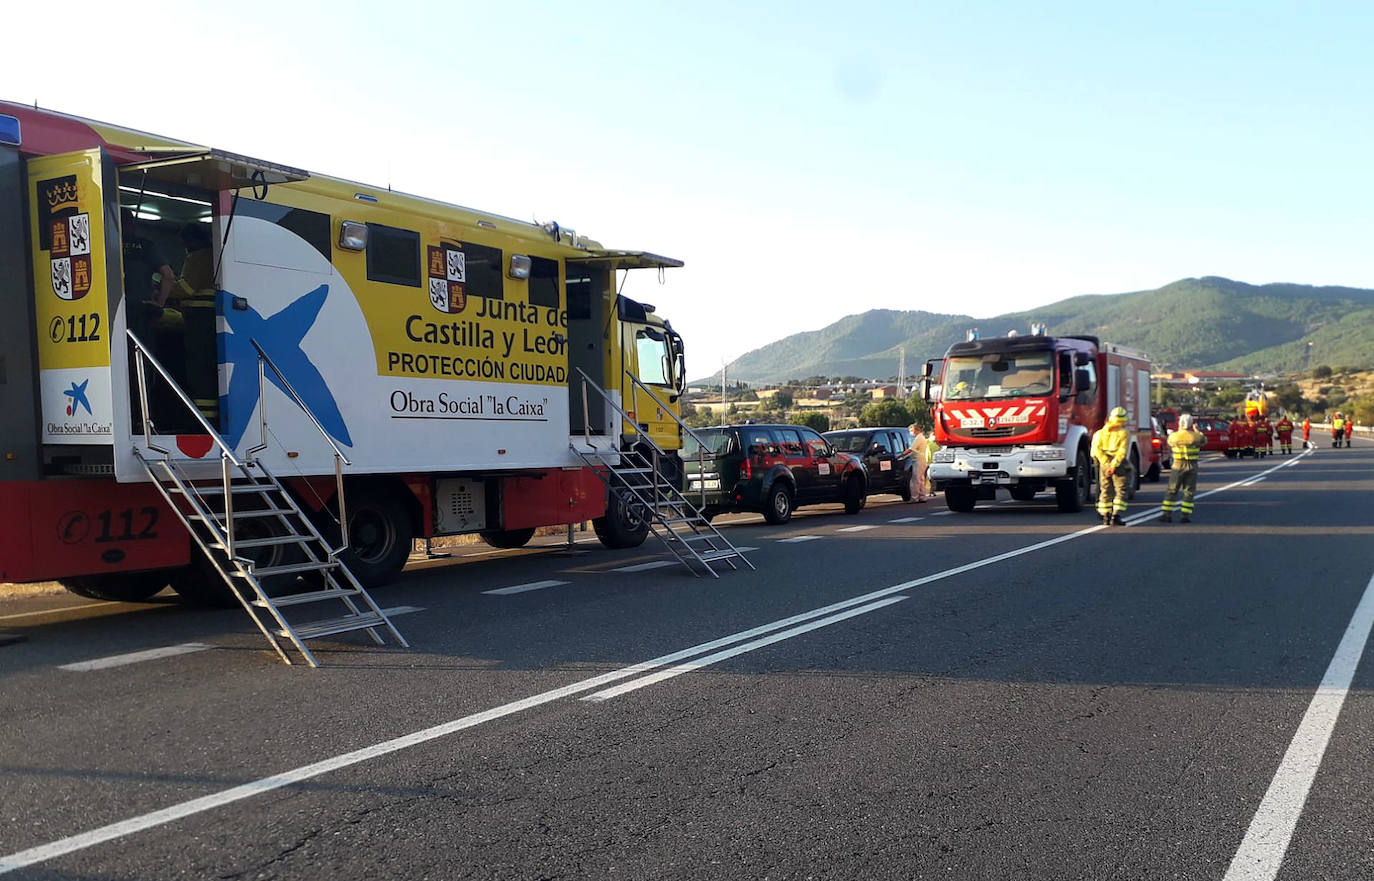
left=622, top=371, right=712, bottom=508
left=127, top=329, right=243, bottom=467
left=250, top=339, right=352, bottom=552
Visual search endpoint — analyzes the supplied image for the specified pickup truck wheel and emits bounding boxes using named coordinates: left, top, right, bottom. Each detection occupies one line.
left=945, top=485, right=977, bottom=512
left=898, top=478, right=913, bottom=502
left=1056, top=449, right=1091, bottom=512
left=763, top=483, right=794, bottom=525
left=1009, top=485, right=1038, bottom=501
left=594, top=492, right=650, bottom=549
left=842, top=476, right=865, bottom=514
left=1145, top=462, right=1161, bottom=483
left=479, top=528, right=536, bottom=549
left=60, top=571, right=169, bottom=603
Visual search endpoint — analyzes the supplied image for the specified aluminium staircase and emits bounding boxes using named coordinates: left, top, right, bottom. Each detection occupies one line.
left=128, top=330, right=408, bottom=666
left=571, top=369, right=754, bottom=578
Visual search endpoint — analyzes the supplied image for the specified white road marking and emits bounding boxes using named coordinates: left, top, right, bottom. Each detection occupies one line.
left=0, top=451, right=1315, bottom=875
left=729, top=547, right=760, bottom=553
left=1240, top=476, right=1267, bottom=487
left=378, top=606, right=425, bottom=617
left=777, top=535, right=822, bottom=543
left=483, top=580, right=570, bottom=596
left=583, top=596, right=908, bottom=702
left=931, top=510, right=954, bottom=516
left=0, top=601, right=120, bottom=622
left=607, top=560, right=677, bottom=573
left=889, top=517, right=924, bottom=523
left=1224, top=568, right=1374, bottom=881
left=836, top=525, right=877, bottom=533
left=58, top=643, right=213, bottom=672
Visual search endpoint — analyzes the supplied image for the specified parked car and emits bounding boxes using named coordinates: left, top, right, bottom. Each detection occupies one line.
left=1146, top=416, right=1173, bottom=482
left=1192, top=416, right=1231, bottom=452
left=823, top=427, right=915, bottom=500
left=682, top=423, right=869, bottom=524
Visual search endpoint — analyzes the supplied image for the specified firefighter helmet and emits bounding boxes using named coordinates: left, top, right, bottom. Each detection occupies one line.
left=1108, top=406, right=1127, bottom=423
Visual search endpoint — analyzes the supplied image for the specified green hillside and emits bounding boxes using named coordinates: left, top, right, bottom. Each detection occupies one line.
left=704, top=277, right=1374, bottom=384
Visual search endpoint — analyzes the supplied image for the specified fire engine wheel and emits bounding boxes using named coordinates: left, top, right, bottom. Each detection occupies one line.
left=338, top=490, right=414, bottom=588
left=763, top=483, right=795, bottom=525
left=843, top=476, right=865, bottom=514
left=479, top=528, right=536, bottom=549
left=945, top=486, right=977, bottom=513
left=1145, top=462, right=1161, bottom=483
left=59, top=571, right=170, bottom=603
left=1055, top=449, right=1092, bottom=513
left=594, top=492, right=651, bottom=549
left=1010, top=485, right=1038, bottom=502
left=1124, top=451, right=1141, bottom=500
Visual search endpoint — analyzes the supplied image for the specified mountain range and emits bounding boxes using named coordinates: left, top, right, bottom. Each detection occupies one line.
left=702, top=277, right=1374, bottom=385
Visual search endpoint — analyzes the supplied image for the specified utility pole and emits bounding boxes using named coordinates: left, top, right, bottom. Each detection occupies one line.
left=721, top=359, right=727, bottom=426
left=897, top=346, right=906, bottom=399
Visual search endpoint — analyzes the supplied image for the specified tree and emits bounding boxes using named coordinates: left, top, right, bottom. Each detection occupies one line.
left=858, top=400, right=914, bottom=428
left=1312, top=365, right=1333, bottom=379
left=795, top=411, right=830, bottom=432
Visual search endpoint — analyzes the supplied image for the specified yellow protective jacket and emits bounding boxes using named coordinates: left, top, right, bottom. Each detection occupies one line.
left=1091, top=424, right=1130, bottom=471
left=1167, top=428, right=1205, bottom=463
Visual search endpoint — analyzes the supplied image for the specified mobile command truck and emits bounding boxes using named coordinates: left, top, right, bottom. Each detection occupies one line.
left=923, top=329, right=1152, bottom=513
left=0, top=101, right=690, bottom=608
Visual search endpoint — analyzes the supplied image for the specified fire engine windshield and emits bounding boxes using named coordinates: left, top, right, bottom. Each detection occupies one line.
left=943, top=351, right=1054, bottom=401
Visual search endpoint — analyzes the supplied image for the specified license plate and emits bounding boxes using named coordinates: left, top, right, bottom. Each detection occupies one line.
left=690, top=479, right=721, bottom=490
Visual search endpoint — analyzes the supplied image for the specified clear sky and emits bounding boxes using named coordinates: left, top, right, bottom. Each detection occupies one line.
left=5, top=1, right=1371, bottom=379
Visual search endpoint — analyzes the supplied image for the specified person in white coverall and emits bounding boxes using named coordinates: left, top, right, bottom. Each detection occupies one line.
left=905, top=424, right=929, bottom=503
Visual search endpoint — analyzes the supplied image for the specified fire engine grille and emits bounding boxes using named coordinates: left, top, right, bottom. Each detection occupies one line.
left=967, top=426, right=1020, bottom=439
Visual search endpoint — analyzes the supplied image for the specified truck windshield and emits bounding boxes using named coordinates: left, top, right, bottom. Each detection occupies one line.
left=635, top=328, right=671, bottom=386
left=943, top=351, right=1054, bottom=400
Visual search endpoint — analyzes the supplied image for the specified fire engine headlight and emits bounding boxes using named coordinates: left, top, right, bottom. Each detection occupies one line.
left=932, top=450, right=955, bottom=463
left=1030, top=449, right=1065, bottom=461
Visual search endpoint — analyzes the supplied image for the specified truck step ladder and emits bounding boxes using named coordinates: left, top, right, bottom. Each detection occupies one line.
left=571, top=370, right=754, bottom=578
left=128, top=330, right=408, bottom=667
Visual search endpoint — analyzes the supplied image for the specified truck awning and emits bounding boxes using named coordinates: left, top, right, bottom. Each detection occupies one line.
left=571, top=250, right=684, bottom=270
left=121, top=149, right=309, bottom=191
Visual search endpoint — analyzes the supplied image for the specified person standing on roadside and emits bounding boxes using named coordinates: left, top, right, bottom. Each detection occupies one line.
left=1345, top=417, right=1354, bottom=448
left=1302, top=416, right=1312, bottom=449
left=1160, top=413, right=1205, bottom=523
left=1091, top=406, right=1132, bottom=526
left=1275, top=414, right=1294, bottom=454
left=904, top=423, right=929, bottom=503
left=1332, top=413, right=1346, bottom=448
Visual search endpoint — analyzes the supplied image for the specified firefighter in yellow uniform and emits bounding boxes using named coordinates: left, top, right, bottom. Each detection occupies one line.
left=1091, top=406, right=1133, bottom=526
left=1160, top=413, right=1205, bottom=523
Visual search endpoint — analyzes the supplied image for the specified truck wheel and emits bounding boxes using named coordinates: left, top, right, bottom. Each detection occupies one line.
left=842, top=476, right=865, bottom=514
left=945, top=486, right=977, bottom=512
left=763, top=483, right=794, bottom=524
left=1145, top=463, right=1161, bottom=483
left=60, top=571, right=169, bottom=603
left=1010, top=485, right=1038, bottom=501
left=170, top=517, right=307, bottom=607
left=1056, top=449, right=1091, bottom=513
left=336, top=488, right=414, bottom=588
left=593, top=492, right=650, bottom=549
left=898, top=478, right=913, bottom=502
left=479, top=528, right=536, bottom=549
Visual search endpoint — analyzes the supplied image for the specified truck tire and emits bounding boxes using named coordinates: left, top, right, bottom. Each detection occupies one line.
left=60, top=571, right=169, bottom=603
left=842, top=475, right=865, bottom=514
left=337, top=487, right=414, bottom=588
left=1145, top=462, right=1161, bottom=482
left=593, top=492, right=650, bottom=549
left=1124, top=451, right=1140, bottom=500
left=945, top=485, right=977, bottom=512
left=1056, top=449, right=1092, bottom=513
left=1010, top=485, right=1038, bottom=501
left=169, top=517, right=307, bottom=607
left=763, top=483, right=794, bottom=525
left=479, top=528, right=536, bottom=549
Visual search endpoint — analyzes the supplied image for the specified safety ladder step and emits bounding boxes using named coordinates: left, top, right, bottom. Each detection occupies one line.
left=252, top=587, right=362, bottom=608
left=237, top=560, right=336, bottom=578
left=276, top=612, right=388, bottom=641
left=216, top=533, right=314, bottom=550
left=184, top=482, right=279, bottom=496
left=189, top=505, right=296, bottom=521
left=698, top=548, right=743, bottom=563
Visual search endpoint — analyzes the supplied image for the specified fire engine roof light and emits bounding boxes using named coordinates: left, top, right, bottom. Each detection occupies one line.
left=0, top=114, right=20, bottom=146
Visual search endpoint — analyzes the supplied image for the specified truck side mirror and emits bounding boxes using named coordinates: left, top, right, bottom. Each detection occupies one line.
left=1075, top=368, right=1091, bottom=393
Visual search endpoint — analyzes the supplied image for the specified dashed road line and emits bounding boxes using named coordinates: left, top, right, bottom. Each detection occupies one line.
left=483, top=580, right=570, bottom=596
left=777, top=535, right=823, bottom=543
left=608, top=560, right=678, bottom=573
left=888, top=517, right=924, bottom=523
left=836, top=525, right=878, bottom=533
left=59, top=643, right=213, bottom=672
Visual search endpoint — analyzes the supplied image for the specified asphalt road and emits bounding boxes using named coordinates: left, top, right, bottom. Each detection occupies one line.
left=1, top=439, right=1372, bottom=880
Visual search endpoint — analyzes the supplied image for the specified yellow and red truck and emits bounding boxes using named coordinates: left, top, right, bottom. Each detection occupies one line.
left=0, top=101, right=688, bottom=604
left=924, top=329, right=1153, bottom=513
